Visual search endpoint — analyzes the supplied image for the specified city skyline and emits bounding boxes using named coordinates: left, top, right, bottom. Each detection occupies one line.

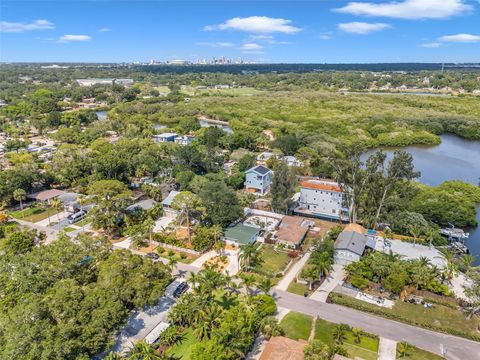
left=1, top=0, right=480, bottom=63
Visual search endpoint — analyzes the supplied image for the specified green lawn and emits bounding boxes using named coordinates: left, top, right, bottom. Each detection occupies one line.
left=279, top=311, right=313, bottom=341
left=166, top=328, right=198, bottom=360
left=10, top=206, right=59, bottom=223
left=157, top=247, right=199, bottom=264
left=397, top=345, right=443, bottom=360
left=329, top=293, right=480, bottom=340
left=74, top=216, right=92, bottom=227
left=63, top=226, right=76, bottom=233
left=287, top=280, right=309, bottom=296
left=256, top=245, right=291, bottom=275
left=314, top=318, right=379, bottom=359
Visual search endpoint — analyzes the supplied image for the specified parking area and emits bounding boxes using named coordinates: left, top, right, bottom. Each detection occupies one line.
left=377, top=238, right=446, bottom=268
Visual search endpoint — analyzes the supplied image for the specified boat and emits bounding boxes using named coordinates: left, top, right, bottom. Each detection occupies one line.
left=451, top=241, right=470, bottom=254
left=439, top=227, right=469, bottom=240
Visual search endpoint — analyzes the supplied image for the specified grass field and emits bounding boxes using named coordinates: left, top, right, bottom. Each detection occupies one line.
left=329, top=292, right=479, bottom=339
left=287, top=280, right=309, bottom=296
left=398, top=345, right=443, bottom=360
left=279, top=311, right=313, bottom=341
left=256, top=245, right=291, bottom=275
left=166, top=328, right=198, bottom=360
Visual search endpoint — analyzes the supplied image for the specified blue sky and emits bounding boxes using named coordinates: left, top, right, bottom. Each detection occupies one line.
left=1, top=0, right=480, bottom=63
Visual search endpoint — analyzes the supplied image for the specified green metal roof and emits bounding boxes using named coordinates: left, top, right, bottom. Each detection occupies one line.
left=223, top=224, right=260, bottom=245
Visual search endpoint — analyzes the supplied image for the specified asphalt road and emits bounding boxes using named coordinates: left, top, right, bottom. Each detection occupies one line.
left=273, top=290, right=480, bottom=360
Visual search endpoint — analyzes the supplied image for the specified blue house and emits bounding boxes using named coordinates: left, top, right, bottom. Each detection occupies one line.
left=153, top=132, right=178, bottom=143
left=244, top=165, right=273, bottom=195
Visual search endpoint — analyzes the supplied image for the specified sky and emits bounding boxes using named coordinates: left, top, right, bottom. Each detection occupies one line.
left=1, top=0, right=480, bottom=63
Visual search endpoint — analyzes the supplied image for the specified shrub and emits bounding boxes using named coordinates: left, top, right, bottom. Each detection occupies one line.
left=288, top=250, right=299, bottom=258
left=351, top=275, right=369, bottom=290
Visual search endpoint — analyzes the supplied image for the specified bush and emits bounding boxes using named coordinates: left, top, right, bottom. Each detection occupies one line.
left=288, top=250, right=299, bottom=258
left=351, top=275, right=369, bottom=290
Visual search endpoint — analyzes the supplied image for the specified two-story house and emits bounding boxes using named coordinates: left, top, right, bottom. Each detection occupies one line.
left=294, top=178, right=349, bottom=221
left=244, top=165, right=273, bottom=196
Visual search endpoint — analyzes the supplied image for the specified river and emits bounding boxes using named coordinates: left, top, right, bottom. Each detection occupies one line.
left=373, top=134, right=480, bottom=264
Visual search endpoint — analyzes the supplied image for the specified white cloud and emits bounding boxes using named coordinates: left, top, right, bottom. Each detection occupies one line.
left=241, top=43, right=264, bottom=50
left=0, top=19, right=54, bottom=33
left=98, top=28, right=111, bottom=32
left=195, top=41, right=234, bottom=48
left=421, top=42, right=442, bottom=48
left=319, top=32, right=334, bottom=40
left=58, top=34, right=91, bottom=43
left=205, top=16, right=301, bottom=34
left=334, top=0, right=472, bottom=20
left=338, top=22, right=391, bottom=34
left=439, top=33, right=480, bottom=42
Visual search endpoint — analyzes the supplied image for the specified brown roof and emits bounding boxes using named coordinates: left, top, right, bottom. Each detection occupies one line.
left=300, top=179, right=341, bottom=193
left=260, top=336, right=306, bottom=360
left=29, top=189, right=65, bottom=201
left=276, top=216, right=310, bottom=246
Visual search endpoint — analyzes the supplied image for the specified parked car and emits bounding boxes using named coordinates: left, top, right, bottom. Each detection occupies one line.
left=165, top=278, right=188, bottom=299
left=67, top=210, right=87, bottom=224
left=146, top=252, right=159, bottom=260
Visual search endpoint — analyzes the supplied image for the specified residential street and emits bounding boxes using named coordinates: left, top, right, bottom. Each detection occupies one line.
left=273, top=290, right=480, bottom=360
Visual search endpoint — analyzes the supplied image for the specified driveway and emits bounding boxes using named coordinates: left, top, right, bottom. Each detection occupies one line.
left=110, top=296, right=175, bottom=354
left=273, top=289, right=480, bottom=360
left=309, top=264, right=345, bottom=302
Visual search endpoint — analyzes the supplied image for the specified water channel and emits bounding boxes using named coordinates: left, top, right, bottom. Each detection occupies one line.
left=373, top=134, right=480, bottom=264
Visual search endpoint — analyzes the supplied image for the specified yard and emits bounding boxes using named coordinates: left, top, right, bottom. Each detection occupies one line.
left=279, top=311, right=312, bottom=341
left=165, top=328, right=198, bottom=359
left=287, top=279, right=309, bottom=296
left=255, top=244, right=292, bottom=276
left=10, top=206, right=60, bottom=223
left=329, top=292, right=480, bottom=341
left=314, top=318, right=379, bottom=360
left=156, top=246, right=199, bottom=264
left=397, top=345, right=443, bottom=360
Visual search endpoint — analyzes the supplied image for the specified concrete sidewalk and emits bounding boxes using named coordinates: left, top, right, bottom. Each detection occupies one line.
left=378, top=337, right=397, bottom=360
left=309, top=264, right=345, bottom=302
left=275, top=250, right=311, bottom=291
left=190, top=250, right=217, bottom=268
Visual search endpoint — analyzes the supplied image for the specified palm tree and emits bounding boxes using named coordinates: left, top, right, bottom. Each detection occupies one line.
left=238, top=243, right=258, bottom=271
left=13, top=188, right=27, bottom=218
left=128, top=340, right=162, bottom=360
left=459, top=253, right=476, bottom=273
left=167, top=256, right=179, bottom=273
left=50, top=197, right=62, bottom=223
left=397, top=341, right=410, bottom=359
left=418, top=256, right=431, bottom=267
left=351, top=327, right=363, bottom=344
left=260, top=316, right=284, bottom=339
left=239, top=273, right=256, bottom=303
left=332, top=324, right=347, bottom=344
left=188, top=271, right=200, bottom=289
left=224, top=272, right=238, bottom=296
left=258, top=276, right=273, bottom=294
left=425, top=228, right=437, bottom=249
left=409, top=225, right=422, bottom=247
left=211, top=225, right=224, bottom=255
left=313, top=253, right=332, bottom=281
left=301, top=266, right=319, bottom=291
left=104, top=352, right=124, bottom=360
left=441, top=249, right=457, bottom=284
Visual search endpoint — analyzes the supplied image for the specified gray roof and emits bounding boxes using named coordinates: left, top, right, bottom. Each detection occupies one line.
left=248, top=165, right=272, bottom=176
left=161, top=190, right=180, bottom=207
left=224, top=224, right=260, bottom=245
left=334, top=231, right=367, bottom=256
left=127, top=198, right=157, bottom=212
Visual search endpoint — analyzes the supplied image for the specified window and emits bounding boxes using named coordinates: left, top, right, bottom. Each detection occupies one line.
left=332, top=209, right=336, bottom=214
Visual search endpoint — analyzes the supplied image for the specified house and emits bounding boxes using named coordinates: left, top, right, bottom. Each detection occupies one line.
left=126, top=199, right=157, bottom=213
left=223, top=224, right=260, bottom=246
left=223, top=160, right=237, bottom=176
left=153, top=133, right=178, bottom=143
left=161, top=190, right=180, bottom=219
left=259, top=336, right=307, bottom=360
left=174, top=135, right=196, bottom=146
left=334, top=228, right=368, bottom=266
left=28, top=189, right=66, bottom=204
left=294, top=179, right=348, bottom=221
left=57, top=192, right=80, bottom=212
left=282, top=155, right=303, bottom=167
left=256, top=151, right=277, bottom=163
left=275, top=216, right=311, bottom=249
left=244, top=165, right=273, bottom=196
